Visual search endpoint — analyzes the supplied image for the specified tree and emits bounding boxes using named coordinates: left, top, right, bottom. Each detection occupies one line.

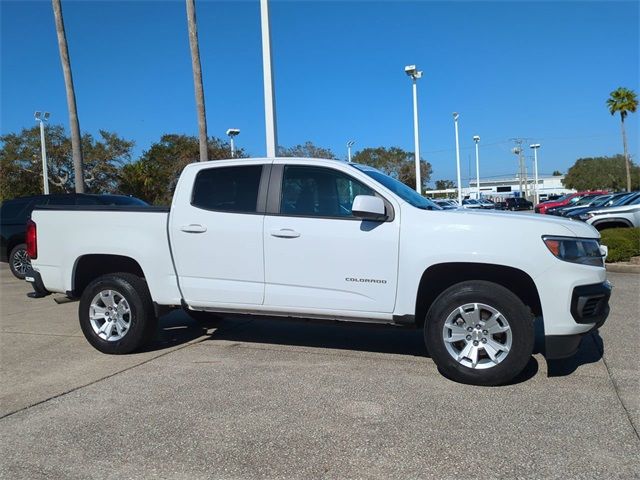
left=607, top=87, right=638, bottom=192
left=277, top=141, right=337, bottom=159
left=185, top=0, right=208, bottom=162
left=0, top=125, right=134, bottom=201
left=351, top=146, right=432, bottom=191
left=552, top=170, right=563, bottom=176
left=119, top=134, right=240, bottom=205
left=52, top=0, right=85, bottom=192
left=435, top=179, right=455, bottom=190
left=562, top=155, right=639, bottom=191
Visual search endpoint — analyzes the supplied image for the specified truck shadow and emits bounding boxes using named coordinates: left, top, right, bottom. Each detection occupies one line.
left=546, top=331, right=604, bottom=377
left=145, top=312, right=602, bottom=385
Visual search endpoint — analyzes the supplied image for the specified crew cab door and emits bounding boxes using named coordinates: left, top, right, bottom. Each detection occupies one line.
left=169, top=163, right=269, bottom=307
left=263, top=163, right=400, bottom=313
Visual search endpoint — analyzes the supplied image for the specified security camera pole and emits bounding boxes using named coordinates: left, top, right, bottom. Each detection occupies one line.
left=346, top=140, right=355, bottom=162
left=260, top=0, right=278, bottom=157
left=34, top=111, right=50, bottom=195
left=226, top=128, right=240, bottom=158
left=473, top=135, right=480, bottom=198
left=530, top=143, right=541, bottom=205
left=405, top=65, right=423, bottom=194
left=453, top=113, right=462, bottom=204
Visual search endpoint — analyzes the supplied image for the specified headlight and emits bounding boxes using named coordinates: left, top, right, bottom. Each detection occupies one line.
left=542, top=236, right=604, bottom=267
left=579, top=212, right=595, bottom=221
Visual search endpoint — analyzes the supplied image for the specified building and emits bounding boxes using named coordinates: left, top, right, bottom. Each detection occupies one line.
left=426, top=175, right=574, bottom=201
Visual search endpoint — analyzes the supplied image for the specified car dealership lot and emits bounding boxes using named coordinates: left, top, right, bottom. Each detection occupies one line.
left=1, top=265, right=639, bottom=479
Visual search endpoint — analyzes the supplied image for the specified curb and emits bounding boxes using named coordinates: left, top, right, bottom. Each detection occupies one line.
left=606, top=263, right=640, bottom=274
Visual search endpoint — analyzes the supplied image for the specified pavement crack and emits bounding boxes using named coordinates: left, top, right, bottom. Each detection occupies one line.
left=0, top=334, right=209, bottom=421
left=591, top=331, right=640, bottom=442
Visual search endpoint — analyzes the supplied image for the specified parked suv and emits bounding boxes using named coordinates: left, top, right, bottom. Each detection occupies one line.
left=584, top=193, right=640, bottom=230
left=1, top=194, right=148, bottom=279
left=504, top=197, right=533, bottom=211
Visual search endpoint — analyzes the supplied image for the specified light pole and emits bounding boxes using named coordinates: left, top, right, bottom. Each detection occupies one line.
left=473, top=135, right=480, bottom=199
left=530, top=143, right=541, bottom=205
left=260, top=0, right=277, bottom=157
left=346, top=140, right=355, bottom=162
left=453, top=112, right=462, bottom=204
left=405, top=65, right=423, bottom=194
left=34, top=111, right=50, bottom=195
left=226, top=128, right=240, bottom=158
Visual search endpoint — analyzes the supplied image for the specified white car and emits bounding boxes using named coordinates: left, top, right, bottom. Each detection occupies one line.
left=584, top=193, right=640, bottom=230
left=25, top=158, right=611, bottom=386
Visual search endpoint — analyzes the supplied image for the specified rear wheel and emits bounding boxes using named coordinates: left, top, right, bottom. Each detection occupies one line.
left=425, top=280, right=534, bottom=386
left=9, top=243, right=30, bottom=279
left=79, top=273, right=157, bottom=354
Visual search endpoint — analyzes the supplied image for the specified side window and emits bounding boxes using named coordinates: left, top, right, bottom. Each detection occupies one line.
left=192, top=165, right=263, bottom=213
left=280, top=166, right=374, bottom=218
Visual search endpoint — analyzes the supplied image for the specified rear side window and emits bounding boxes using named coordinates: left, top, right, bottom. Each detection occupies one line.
left=192, top=165, right=263, bottom=213
left=1, top=199, right=31, bottom=223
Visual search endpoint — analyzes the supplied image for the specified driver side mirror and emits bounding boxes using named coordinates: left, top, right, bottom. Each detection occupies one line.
left=352, top=195, right=386, bottom=221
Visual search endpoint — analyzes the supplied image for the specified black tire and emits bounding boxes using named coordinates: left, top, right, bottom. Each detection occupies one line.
left=9, top=243, right=30, bottom=280
left=425, top=280, right=534, bottom=386
left=79, top=273, right=157, bottom=354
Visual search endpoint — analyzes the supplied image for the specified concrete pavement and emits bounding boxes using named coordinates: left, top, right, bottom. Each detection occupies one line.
left=1, top=265, right=638, bottom=479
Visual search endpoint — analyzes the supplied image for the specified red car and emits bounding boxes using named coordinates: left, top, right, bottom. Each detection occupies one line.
left=534, top=191, right=609, bottom=214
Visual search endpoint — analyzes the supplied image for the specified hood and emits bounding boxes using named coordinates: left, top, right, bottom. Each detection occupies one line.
left=428, top=208, right=600, bottom=238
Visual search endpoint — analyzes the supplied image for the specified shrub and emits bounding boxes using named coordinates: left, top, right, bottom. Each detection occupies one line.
left=600, top=228, right=640, bottom=263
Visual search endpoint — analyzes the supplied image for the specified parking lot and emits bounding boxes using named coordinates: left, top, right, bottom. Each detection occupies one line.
left=1, top=264, right=639, bottom=479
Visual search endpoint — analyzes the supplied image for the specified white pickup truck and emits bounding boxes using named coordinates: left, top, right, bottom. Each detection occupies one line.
left=26, top=158, right=611, bottom=385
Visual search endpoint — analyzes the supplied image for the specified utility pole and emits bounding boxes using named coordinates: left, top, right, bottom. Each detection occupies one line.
left=453, top=113, right=462, bottom=204
left=511, top=138, right=524, bottom=198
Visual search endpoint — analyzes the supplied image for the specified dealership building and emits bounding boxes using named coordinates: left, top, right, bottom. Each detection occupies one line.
left=426, top=175, right=574, bottom=200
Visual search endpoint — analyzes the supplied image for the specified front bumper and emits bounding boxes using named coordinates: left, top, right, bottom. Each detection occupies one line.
left=545, top=280, right=611, bottom=359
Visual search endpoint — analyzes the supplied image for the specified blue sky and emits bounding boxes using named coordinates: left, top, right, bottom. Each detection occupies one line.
left=1, top=0, right=638, bottom=185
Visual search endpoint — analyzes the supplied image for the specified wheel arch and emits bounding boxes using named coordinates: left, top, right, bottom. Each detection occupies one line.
left=591, top=218, right=632, bottom=231
left=414, top=262, right=542, bottom=327
left=72, top=254, right=145, bottom=297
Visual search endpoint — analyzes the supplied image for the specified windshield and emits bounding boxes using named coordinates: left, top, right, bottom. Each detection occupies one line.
left=613, top=192, right=639, bottom=206
left=352, top=164, right=441, bottom=210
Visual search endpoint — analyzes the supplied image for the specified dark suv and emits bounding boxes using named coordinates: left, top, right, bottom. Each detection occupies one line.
left=1, top=194, right=147, bottom=279
left=504, top=197, right=533, bottom=211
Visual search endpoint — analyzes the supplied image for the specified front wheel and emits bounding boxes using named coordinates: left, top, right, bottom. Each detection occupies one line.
left=425, top=280, right=534, bottom=386
left=79, top=273, right=157, bottom=354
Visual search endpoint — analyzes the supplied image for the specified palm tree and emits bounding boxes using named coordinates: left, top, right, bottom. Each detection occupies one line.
left=607, top=87, right=637, bottom=192
left=51, top=0, right=85, bottom=192
left=185, top=0, right=208, bottom=162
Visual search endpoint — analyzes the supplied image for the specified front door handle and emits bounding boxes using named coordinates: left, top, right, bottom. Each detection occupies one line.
left=180, top=224, right=207, bottom=233
left=270, top=228, right=300, bottom=238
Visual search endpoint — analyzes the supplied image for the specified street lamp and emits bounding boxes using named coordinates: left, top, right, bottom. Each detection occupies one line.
left=226, top=128, right=240, bottom=158
left=530, top=143, right=541, bottom=205
left=453, top=112, right=462, bottom=204
left=405, top=64, right=423, bottom=194
left=34, top=111, right=50, bottom=195
left=346, top=140, right=355, bottom=162
left=473, top=135, right=481, bottom=198
left=260, top=0, right=277, bottom=157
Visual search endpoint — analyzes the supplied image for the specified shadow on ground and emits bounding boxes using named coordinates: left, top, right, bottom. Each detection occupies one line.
left=138, top=310, right=208, bottom=353
left=207, top=315, right=428, bottom=357
left=546, top=331, right=604, bottom=377
left=144, top=312, right=604, bottom=385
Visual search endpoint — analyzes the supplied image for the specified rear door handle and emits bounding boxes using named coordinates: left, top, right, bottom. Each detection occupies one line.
left=180, top=224, right=207, bottom=233
left=270, top=228, right=300, bottom=238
